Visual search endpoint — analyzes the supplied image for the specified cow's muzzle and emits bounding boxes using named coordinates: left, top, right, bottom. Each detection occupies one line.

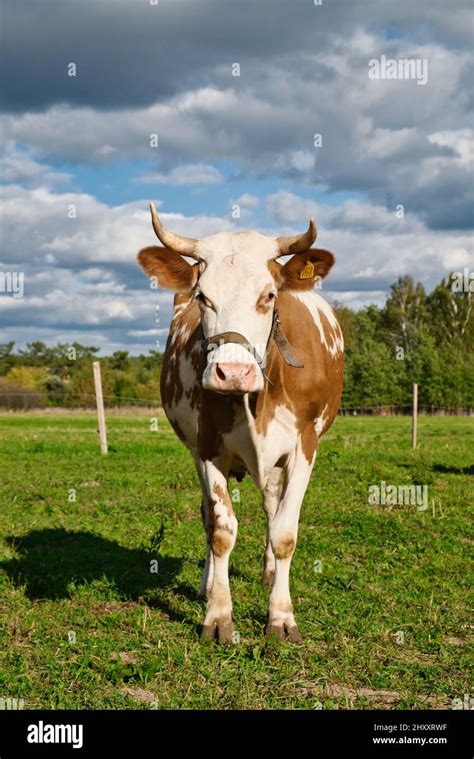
left=212, top=361, right=257, bottom=393
left=201, top=335, right=265, bottom=394
left=200, top=308, right=304, bottom=395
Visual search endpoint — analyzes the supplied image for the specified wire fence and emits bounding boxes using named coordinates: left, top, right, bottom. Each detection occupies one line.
left=0, top=391, right=161, bottom=411
left=338, top=404, right=474, bottom=416
left=0, top=392, right=472, bottom=416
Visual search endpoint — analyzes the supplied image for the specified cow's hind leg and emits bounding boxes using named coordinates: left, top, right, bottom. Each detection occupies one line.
left=261, top=467, right=282, bottom=587
left=266, top=435, right=317, bottom=642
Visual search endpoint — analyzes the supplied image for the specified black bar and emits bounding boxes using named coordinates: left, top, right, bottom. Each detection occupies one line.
left=0, top=710, right=472, bottom=757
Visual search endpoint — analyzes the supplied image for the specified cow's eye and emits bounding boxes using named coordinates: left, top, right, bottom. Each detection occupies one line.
left=267, top=291, right=276, bottom=301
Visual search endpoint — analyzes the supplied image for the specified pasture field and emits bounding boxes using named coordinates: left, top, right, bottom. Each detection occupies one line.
left=0, top=411, right=472, bottom=710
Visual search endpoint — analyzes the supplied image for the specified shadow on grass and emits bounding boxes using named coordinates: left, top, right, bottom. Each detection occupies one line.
left=0, top=528, right=204, bottom=634
left=397, top=461, right=474, bottom=477
left=431, top=463, right=474, bottom=475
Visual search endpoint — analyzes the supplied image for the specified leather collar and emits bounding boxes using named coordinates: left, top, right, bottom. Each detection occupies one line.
left=201, top=306, right=304, bottom=385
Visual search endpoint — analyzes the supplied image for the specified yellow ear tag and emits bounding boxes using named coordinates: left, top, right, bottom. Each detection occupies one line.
left=299, top=260, right=314, bottom=279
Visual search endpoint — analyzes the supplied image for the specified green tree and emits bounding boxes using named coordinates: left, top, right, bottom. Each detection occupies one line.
left=108, top=351, right=130, bottom=372
left=426, top=276, right=473, bottom=346
left=381, top=276, right=426, bottom=353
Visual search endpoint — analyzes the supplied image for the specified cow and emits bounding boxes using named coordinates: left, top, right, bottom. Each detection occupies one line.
left=137, top=203, right=344, bottom=643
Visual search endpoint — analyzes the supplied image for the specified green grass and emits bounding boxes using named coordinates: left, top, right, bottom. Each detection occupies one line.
left=0, top=411, right=472, bottom=710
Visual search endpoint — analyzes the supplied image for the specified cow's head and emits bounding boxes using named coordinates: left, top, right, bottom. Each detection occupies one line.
left=137, top=203, right=335, bottom=395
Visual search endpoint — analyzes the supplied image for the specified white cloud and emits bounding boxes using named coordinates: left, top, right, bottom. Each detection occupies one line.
left=428, top=129, right=474, bottom=166
left=367, top=128, right=421, bottom=159
left=128, top=328, right=168, bottom=337
left=266, top=190, right=473, bottom=298
left=0, top=142, right=72, bottom=188
left=0, top=183, right=235, bottom=269
left=229, top=193, right=261, bottom=220
left=2, top=177, right=472, bottom=354
left=234, top=193, right=260, bottom=208
left=289, top=151, right=316, bottom=172
left=442, top=249, right=473, bottom=270
left=1, top=6, right=473, bottom=352
left=0, top=179, right=236, bottom=351
left=135, top=163, right=224, bottom=186
left=266, top=191, right=320, bottom=225
left=1, top=30, right=471, bottom=230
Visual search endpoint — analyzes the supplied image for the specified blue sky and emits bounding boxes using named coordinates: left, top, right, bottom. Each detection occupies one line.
left=66, top=159, right=361, bottom=216
left=1, top=0, right=472, bottom=354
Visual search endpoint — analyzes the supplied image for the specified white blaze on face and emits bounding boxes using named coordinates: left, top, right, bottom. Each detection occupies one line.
left=197, top=231, right=278, bottom=393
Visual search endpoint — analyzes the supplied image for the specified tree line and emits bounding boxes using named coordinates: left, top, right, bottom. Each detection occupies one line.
left=0, top=274, right=472, bottom=410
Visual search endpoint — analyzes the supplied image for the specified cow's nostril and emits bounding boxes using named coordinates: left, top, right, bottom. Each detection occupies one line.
left=216, top=365, right=226, bottom=381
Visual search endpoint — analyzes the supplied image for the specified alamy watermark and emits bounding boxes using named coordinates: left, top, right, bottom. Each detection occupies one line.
left=368, top=480, right=428, bottom=511
left=27, top=721, right=83, bottom=749
left=0, top=697, right=24, bottom=709
left=451, top=694, right=473, bottom=710
left=368, top=55, right=428, bottom=86
left=0, top=271, right=24, bottom=298
left=450, top=268, right=474, bottom=293
left=205, top=340, right=268, bottom=368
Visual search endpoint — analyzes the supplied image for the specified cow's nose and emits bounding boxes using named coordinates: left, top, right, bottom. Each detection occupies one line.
left=213, top=362, right=256, bottom=392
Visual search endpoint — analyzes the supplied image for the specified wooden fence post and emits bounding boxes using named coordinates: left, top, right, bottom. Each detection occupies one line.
left=412, top=383, right=418, bottom=449
left=93, top=361, right=108, bottom=454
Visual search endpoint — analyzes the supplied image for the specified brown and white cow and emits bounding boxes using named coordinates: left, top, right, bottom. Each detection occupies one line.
left=137, top=203, right=344, bottom=643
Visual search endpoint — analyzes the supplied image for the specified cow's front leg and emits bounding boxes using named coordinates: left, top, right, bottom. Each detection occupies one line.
left=261, top=467, right=282, bottom=586
left=198, top=495, right=214, bottom=599
left=199, top=461, right=237, bottom=643
left=267, top=435, right=317, bottom=642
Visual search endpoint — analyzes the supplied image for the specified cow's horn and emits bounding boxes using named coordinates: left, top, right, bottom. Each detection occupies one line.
left=275, top=219, right=317, bottom=256
left=149, top=202, right=200, bottom=259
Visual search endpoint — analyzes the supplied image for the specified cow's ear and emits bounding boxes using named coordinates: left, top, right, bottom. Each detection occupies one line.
left=137, top=246, right=198, bottom=292
left=279, top=249, right=335, bottom=291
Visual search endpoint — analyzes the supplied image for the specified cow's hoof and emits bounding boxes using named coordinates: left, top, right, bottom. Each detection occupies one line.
left=201, top=619, right=234, bottom=644
left=261, top=569, right=275, bottom=587
left=265, top=623, right=285, bottom=640
left=287, top=625, right=303, bottom=643
left=265, top=622, right=302, bottom=643
left=201, top=624, right=216, bottom=640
